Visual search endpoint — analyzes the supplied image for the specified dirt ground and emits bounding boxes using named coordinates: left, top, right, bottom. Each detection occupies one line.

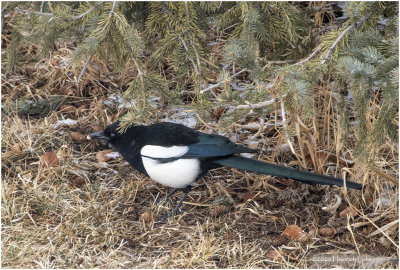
left=2, top=49, right=399, bottom=268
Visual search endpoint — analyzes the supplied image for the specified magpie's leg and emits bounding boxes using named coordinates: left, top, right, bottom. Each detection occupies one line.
left=161, top=185, right=192, bottom=220
left=155, top=188, right=179, bottom=205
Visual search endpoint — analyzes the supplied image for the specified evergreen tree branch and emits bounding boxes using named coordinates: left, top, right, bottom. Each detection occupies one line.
left=1, top=1, right=9, bottom=32
left=161, top=3, right=200, bottom=75
left=14, top=7, right=52, bottom=17
left=2, top=1, right=9, bottom=14
left=179, top=35, right=199, bottom=75
left=321, top=12, right=373, bottom=65
left=200, top=69, right=247, bottom=93
left=110, top=1, right=117, bottom=14
left=294, top=44, right=322, bottom=66
left=77, top=55, right=91, bottom=83
left=74, top=2, right=104, bottom=20
left=280, top=99, right=296, bottom=155
left=15, top=2, right=104, bottom=21
left=234, top=94, right=287, bottom=110
left=263, top=60, right=294, bottom=68
left=184, top=2, right=202, bottom=73
left=106, top=3, right=144, bottom=82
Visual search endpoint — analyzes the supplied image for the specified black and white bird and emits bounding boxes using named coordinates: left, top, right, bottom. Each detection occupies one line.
left=89, top=121, right=362, bottom=219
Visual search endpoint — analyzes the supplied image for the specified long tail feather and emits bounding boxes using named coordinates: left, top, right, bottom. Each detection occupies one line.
left=215, top=156, right=362, bottom=189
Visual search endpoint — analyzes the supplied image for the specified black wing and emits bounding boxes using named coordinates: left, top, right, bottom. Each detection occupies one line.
left=143, top=132, right=256, bottom=162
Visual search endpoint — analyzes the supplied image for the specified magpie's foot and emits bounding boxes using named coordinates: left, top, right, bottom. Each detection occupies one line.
left=154, top=196, right=165, bottom=206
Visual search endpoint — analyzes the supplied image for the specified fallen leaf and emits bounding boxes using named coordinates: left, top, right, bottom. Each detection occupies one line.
left=210, top=205, right=229, bottom=217
left=282, top=225, right=304, bottom=240
left=339, top=206, right=358, bottom=218
left=96, top=150, right=113, bottom=163
left=237, top=191, right=255, bottom=202
left=40, top=151, right=59, bottom=167
left=318, top=227, right=336, bottom=237
left=271, top=235, right=288, bottom=247
left=70, top=177, right=86, bottom=188
left=11, top=143, right=24, bottom=153
left=266, top=250, right=282, bottom=262
left=140, top=211, right=156, bottom=223
left=70, top=131, right=87, bottom=142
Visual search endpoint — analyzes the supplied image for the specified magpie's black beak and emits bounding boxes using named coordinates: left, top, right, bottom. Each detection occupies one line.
left=87, top=131, right=109, bottom=141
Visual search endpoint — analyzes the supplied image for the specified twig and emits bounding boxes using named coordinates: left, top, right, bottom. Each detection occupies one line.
left=161, top=3, right=200, bottom=75
left=321, top=194, right=342, bottom=213
left=368, top=219, right=399, bottom=237
left=250, top=117, right=265, bottom=140
left=195, top=113, right=211, bottom=129
left=200, top=69, right=247, bottom=94
left=185, top=2, right=202, bottom=74
left=354, top=209, right=399, bottom=249
left=235, top=121, right=283, bottom=130
left=1, top=1, right=9, bottom=32
left=109, top=1, right=117, bottom=15
left=77, top=55, right=91, bottom=83
left=2, top=1, right=9, bottom=14
left=73, top=2, right=103, bottom=20
left=280, top=100, right=296, bottom=155
left=107, top=2, right=144, bottom=83
left=321, top=12, right=372, bottom=65
left=372, top=168, right=399, bottom=186
left=294, top=44, right=322, bottom=66
left=262, top=60, right=294, bottom=70
left=346, top=215, right=360, bottom=254
left=216, top=182, right=234, bottom=204
left=179, top=36, right=199, bottom=75
left=15, top=2, right=103, bottom=21
left=14, top=7, right=52, bottom=17
left=234, top=94, right=287, bottom=110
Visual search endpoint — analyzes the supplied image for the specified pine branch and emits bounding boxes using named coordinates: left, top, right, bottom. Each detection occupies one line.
left=280, top=99, right=296, bottom=155
left=110, top=1, right=117, bottom=14
left=294, top=44, right=322, bottom=66
left=2, top=1, right=9, bottom=14
left=15, top=2, right=104, bottom=21
left=234, top=94, right=287, bottom=110
left=262, top=60, right=294, bottom=69
left=77, top=55, right=91, bottom=83
left=184, top=2, right=202, bottom=73
left=200, top=69, right=247, bottom=94
left=321, top=12, right=373, bottom=65
left=74, top=2, right=104, bottom=20
left=179, top=35, right=199, bottom=75
left=106, top=3, right=144, bottom=82
left=14, top=7, right=52, bottom=17
left=161, top=3, right=200, bottom=75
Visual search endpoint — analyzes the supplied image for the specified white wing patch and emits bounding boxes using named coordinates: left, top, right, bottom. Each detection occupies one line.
left=140, top=145, right=189, bottom=159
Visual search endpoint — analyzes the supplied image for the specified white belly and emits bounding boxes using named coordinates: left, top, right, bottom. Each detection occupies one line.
left=142, top=157, right=201, bottom=188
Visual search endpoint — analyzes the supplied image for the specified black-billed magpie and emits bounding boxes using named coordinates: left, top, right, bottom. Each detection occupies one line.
left=89, top=121, right=362, bottom=219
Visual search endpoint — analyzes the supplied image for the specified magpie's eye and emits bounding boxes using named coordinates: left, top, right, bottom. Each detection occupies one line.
left=110, top=133, right=116, bottom=139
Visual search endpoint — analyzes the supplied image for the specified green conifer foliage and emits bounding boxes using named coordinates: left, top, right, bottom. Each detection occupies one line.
left=3, top=1, right=398, bottom=163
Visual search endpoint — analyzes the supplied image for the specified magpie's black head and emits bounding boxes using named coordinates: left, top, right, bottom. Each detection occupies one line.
left=88, top=121, right=121, bottom=142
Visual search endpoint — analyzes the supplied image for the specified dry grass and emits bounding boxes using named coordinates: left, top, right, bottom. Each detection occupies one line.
left=1, top=48, right=399, bottom=269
